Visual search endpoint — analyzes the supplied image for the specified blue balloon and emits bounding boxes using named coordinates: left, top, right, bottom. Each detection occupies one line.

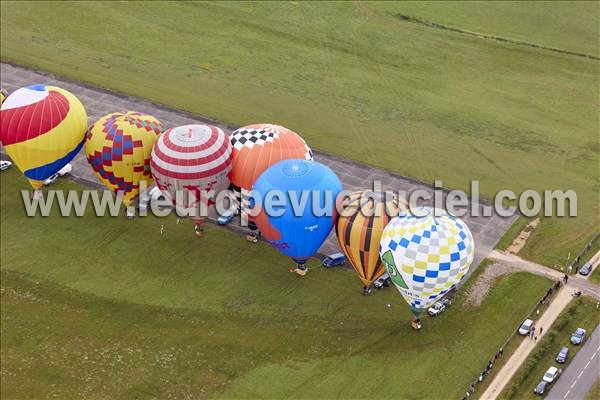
left=252, top=159, right=343, bottom=265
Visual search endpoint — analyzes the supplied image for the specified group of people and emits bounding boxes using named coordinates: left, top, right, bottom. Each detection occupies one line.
left=528, top=323, right=543, bottom=342
left=461, top=347, right=504, bottom=399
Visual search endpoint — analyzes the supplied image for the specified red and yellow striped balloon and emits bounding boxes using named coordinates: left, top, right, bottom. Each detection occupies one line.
left=0, top=84, right=88, bottom=189
left=85, top=112, right=165, bottom=206
left=336, top=191, right=409, bottom=286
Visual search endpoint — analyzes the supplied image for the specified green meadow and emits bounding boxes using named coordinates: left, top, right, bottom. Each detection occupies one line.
left=0, top=168, right=551, bottom=399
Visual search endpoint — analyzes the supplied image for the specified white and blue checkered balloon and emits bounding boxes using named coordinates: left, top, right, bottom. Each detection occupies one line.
left=379, top=208, right=474, bottom=314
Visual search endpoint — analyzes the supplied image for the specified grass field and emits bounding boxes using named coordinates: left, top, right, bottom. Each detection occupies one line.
left=590, top=268, right=600, bottom=285
left=1, top=1, right=598, bottom=267
left=586, top=379, right=600, bottom=400
left=499, top=296, right=600, bottom=400
left=495, top=216, right=530, bottom=252
left=0, top=168, right=553, bottom=399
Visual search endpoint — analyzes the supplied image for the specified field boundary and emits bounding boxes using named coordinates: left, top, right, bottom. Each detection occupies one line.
left=394, top=13, right=600, bottom=61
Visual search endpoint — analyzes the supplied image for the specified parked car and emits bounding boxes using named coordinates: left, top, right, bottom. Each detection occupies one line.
left=570, top=328, right=586, bottom=345
left=542, top=366, right=561, bottom=383
left=373, top=272, right=391, bottom=289
left=217, top=208, right=236, bottom=225
left=555, top=347, right=569, bottom=364
left=43, top=163, right=72, bottom=186
left=323, top=253, right=346, bottom=268
left=0, top=160, right=12, bottom=171
left=138, top=186, right=169, bottom=211
left=518, top=319, right=534, bottom=335
left=578, top=262, right=592, bottom=276
left=427, top=298, right=453, bottom=317
left=534, top=380, right=548, bottom=395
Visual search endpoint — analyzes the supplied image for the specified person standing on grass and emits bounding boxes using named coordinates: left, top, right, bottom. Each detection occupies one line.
left=499, top=347, right=504, bottom=357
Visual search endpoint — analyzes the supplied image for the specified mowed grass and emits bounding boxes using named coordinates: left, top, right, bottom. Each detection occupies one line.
left=495, top=216, right=530, bottom=252
left=586, top=379, right=600, bottom=400
left=376, top=1, right=600, bottom=56
left=1, top=1, right=598, bottom=267
left=0, top=169, right=553, bottom=399
left=499, top=296, right=600, bottom=400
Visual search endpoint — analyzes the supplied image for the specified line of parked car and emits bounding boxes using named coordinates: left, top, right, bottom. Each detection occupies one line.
left=517, top=317, right=588, bottom=396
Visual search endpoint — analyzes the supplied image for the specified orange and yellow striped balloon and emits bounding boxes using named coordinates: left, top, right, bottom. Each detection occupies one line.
left=85, top=112, right=165, bottom=206
left=0, top=85, right=88, bottom=189
left=336, top=191, right=408, bottom=286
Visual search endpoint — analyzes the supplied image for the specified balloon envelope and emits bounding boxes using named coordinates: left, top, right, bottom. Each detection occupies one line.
left=230, top=123, right=313, bottom=191
left=230, top=124, right=313, bottom=226
left=336, top=190, right=408, bottom=286
left=379, top=208, right=474, bottom=314
left=85, top=111, right=165, bottom=206
left=150, top=124, right=232, bottom=215
left=252, top=159, right=342, bottom=264
left=0, top=84, right=88, bottom=189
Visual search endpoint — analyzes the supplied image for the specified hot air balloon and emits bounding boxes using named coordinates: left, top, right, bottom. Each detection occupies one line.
left=150, top=124, right=232, bottom=235
left=336, top=190, right=408, bottom=295
left=252, top=159, right=342, bottom=275
left=0, top=84, right=87, bottom=195
left=85, top=112, right=165, bottom=215
left=230, top=124, right=313, bottom=236
left=0, top=88, right=7, bottom=105
left=379, top=208, right=474, bottom=328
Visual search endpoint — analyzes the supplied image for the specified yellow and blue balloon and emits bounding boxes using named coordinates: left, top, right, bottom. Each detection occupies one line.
left=0, top=84, right=88, bottom=189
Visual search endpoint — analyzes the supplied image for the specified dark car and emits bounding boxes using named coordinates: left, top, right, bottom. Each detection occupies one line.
left=578, top=262, right=592, bottom=276
left=323, top=253, right=346, bottom=268
left=534, top=380, right=548, bottom=396
left=556, top=347, right=569, bottom=364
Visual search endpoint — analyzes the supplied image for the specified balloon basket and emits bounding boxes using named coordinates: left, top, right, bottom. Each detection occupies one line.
left=411, top=318, right=422, bottom=330
left=289, top=265, right=307, bottom=276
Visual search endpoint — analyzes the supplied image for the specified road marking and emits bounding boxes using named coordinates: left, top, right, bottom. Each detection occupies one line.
left=584, top=360, right=591, bottom=370
left=592, top=351, right=598, bottom=360
left=578, top=370, right=584, bottom=379
left=563, top=389, right=570, bottom=399
left=570, top=380, right=577, bottom=389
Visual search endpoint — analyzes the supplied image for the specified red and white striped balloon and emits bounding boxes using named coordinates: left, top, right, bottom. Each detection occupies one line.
left=150, top=124, right=232, bottom=216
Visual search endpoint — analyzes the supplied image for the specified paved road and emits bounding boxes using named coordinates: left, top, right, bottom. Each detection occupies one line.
left=547, top=324, right=600, bottom=400
left=480, top=251, right=600, bottom=399
left=0, top=62, right=517, bottom=268
left=481, top=287, right=574, bottom=400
